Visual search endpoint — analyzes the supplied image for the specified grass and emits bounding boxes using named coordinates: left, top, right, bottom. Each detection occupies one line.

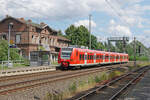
left=51, top=61, right=59, bottom=65
left=63, top=70, right=124, bottom=99
left=44, top=65, right=143, bottom=100
left=137, top=61, right=150, bottom=67
left=0, top=63, right=29, bottom=70
left=44, top=71, right=123, bottom=100
left=69, top=82, right=77, bottom=94
left=41, top=61, right=150, bottom=100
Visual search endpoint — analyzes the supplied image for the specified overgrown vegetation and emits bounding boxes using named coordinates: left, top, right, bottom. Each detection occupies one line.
left=44, top=71, right=124, bottom=100
left=44, top=61, right=150, bottom=100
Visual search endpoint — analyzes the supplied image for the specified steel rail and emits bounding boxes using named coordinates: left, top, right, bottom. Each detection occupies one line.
left=0, top=66, right=114, bottom=95
left=109, top=70, right=146, bottom=100
left=73, top=65, right=149, bottom=100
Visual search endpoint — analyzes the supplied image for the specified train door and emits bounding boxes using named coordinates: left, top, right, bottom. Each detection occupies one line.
left=103, top=53, right=105, bottom=63
left=94, top=53, right=96, bottom=63
left=84, top=53, right=87, bottom=65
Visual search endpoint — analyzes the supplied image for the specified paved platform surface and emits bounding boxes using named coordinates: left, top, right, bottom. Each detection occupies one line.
left=124, top=68, right=150, bottom=100
left=0, top=65, right=58, bottom=77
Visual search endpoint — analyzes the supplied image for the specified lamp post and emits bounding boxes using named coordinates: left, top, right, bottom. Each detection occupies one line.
left=134, top=37, right=136, bottom=67
left=8, top=22, right=13, bottom=67
left=89, top=14, right=92, bottom=49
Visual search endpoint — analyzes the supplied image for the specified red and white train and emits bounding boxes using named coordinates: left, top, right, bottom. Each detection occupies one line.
left=58, top=46, right=128, bottom=69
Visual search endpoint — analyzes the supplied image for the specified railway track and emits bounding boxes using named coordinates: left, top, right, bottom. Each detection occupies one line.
left=70, top=65, right=150, bottom=100
left=0, top=65, right=118, bottom=95
left=0, top=63, right=130, bottom=86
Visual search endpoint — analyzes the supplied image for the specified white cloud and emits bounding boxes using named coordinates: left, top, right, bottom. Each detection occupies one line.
left=107, top=19, right=132, bottom=37
left=0, top=0, right=150, bottom=47
left=110, top=19, right=116, bottom=25
left=109, top=25, right=132, bottom=37
left=0, top=0, right=149, bottom=25
left=74, top=19, right=97, bottom=28
left=136, top=35, right=150, bottom=48
left=0, top=0, right=106, bottom=20
left=144, top=30, right=150, bottom=34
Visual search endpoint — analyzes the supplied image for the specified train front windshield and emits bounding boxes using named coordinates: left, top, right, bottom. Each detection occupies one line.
left=61, top=48, right=73, bottom=59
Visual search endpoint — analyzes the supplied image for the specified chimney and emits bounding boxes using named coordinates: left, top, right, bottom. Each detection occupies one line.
left=40, top=22, right=45, bottom=25
left=6, top=15, right=9, bottom=18
left=20, top=17, right=24, bottom=21
left=28, top=19, right=32, bottom=23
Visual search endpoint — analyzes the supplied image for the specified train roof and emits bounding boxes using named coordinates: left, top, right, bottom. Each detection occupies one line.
left=71, top=47, right=128, bottom=55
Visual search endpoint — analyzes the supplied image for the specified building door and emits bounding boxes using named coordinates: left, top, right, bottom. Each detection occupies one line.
left=84, top=53, right=87, bottom=65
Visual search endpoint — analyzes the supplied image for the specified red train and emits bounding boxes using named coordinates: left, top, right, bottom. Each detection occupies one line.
left=58, top=46, right=128, bottom=69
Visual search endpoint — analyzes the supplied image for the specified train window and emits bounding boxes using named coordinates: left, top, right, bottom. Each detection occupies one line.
left=98, top=55, right=100, bottom=60
left=105, top=55, right=107, bottom=59
left=82, top=54, right=84, bottom=60
left=79, top=54, right=82, bottom=60
left=106, top=55, right=109, bottom=60
left=116, top=56, right=119, bottom=59
left=100, top=55, right=103, bottom=60
left=96, top=55, right=98, bottom=60
left=91, top=55, right=92, bottom=60
left=101, top=55, right=103, bottom=60
left=76, top=51, right=78, bottom=56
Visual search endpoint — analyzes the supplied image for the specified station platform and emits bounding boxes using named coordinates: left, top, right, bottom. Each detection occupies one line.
left=0, top=65, right=58, bottom=77
left=124, top=68, right=150, bottom=100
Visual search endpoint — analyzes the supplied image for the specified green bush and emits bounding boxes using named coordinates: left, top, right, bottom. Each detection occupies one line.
left=129, top=55, right=149, bottom=61
left=0, top=40, right=23, bottom=61
left=95, top=76, right=101, bottom=83
left=23, top=58, right=30, bottom=66
left=100, top=73, right=108, bottom=81
left=69, top=82, right=77, bottom=94
left=88, top=77, right=95, bottom=85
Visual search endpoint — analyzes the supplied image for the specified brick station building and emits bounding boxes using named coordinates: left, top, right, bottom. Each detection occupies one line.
left=0, top=15, right=70, bottom=65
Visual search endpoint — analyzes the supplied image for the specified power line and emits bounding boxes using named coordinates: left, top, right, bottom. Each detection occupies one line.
left=105, top=0, right=130, bottom=27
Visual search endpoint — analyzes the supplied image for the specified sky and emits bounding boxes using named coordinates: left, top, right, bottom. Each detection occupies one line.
left=0, top=0, right=150, bottom=47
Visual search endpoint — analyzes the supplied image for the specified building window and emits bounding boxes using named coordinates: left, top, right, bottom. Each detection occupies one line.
left=16, top=34, right=21, bottom=43
left=2, top=35, right=6, bottom=40
left=51, top=39, right=53, bottom=46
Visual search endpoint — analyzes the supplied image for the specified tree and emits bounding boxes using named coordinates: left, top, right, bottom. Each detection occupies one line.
left=57, top=30, right=64, bottom=36
left=65, top=25, right=101, bottom=49
left=0, top=40, right=21, bottom=61
left=97, top=42, right=105, bottom=50
left=65, top=25, right=78, bottom=45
